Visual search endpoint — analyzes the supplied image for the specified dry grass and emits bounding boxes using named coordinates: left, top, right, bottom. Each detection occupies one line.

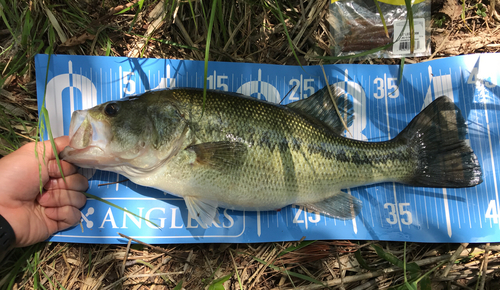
left=3, top=241, right=500, bottom=289
left=1, top=0, right=500, bottom=289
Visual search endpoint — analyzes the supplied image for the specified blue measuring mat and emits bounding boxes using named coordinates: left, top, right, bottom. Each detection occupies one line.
left=35, top=54, right=500, bottom=244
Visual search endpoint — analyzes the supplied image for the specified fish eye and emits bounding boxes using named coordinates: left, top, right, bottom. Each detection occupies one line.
left=104, top=103, right=119, bottom=117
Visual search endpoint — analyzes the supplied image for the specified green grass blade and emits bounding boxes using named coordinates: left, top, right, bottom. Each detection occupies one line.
left=21, top=8, right=32, bottom=48
left=115, top=2, right=140, bottom=15
left=202, top=0, right=218, bottom=114
left=404, top=0, right=414, bottom=53
left=387, top=53, right=405, bottom=98
left=277, top=240, right=316, bottom=257
left=41, top=107, right=66, bottom=183
left=1, top=245, right=39, bottom=289
left=404, top=281, right=418, bottom=290
left=0, top=42, right=13, bottom=59
left=419, top=276, right=432, bottom=290
left=273, top=0, right=303, bottom=68
left=88, top=247, right=92, bottom=275
left=199, top=0, right=208, bottom=26
left=372, top=244, right=420, bottom=273
left=229, top=251, right=243, bottom=290
left=40, top=269, right=56, bottom=289
left=216, top=0, right=228, bottom=44
left=0, top=1, right=17, bottom=44
left=239, top=252, right=325, bottom=285
left=187, top=0, right=198, bottom=31
left=403, top=242, right=409, bottom=285
left=33, top=249, right=40, bottom=288
left=36, top=52, right=53, bottom=194
left=36, top=36, right=62, bottom=193
left=128, top=0, right=145, bottom=33
left=399, top=57, right=405, bottom=81
left=253, top=255, right=324, bottom=285
left=461, top=0, right=466, bottom=22
left=82, top=191, right=160, bottom=228
left=39, top=244, right=68, bottom=264
left=168, top=0, right=177, bottom=20
left=354, top=248, right=375, bottom=271
left=105, top=38, right=112, bottom=56
left=131, top=33, right=199, bottom=51
left=38, top=52, right=159, bottom=229
left=373, top=0, right=389, bottom=38
left=208, top=272, right=232, bottom=290
left=53, top=276, right=68, bottom=290
left=136, top=259, right=169, bottom=282
left=413, top=260, right=447, bottom=284
left=45, top=7, right=67, bottom=45
left=172, top=280, right=183, bottom=290
left=0, top=108, right=24, bottom=150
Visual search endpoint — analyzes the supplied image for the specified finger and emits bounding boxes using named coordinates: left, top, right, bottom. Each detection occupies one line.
left=47, top=159, right=79, bottom=178
left=44, top=206, right=82, bottom=230
left=50, top=136, right=70, bottom=154
left=38, top=189, right=87, bottom=209
left=29, top=136, right=70, bottom=161
left=0, top=137, right=73, bottom=196
left=43, top=173, right=89, bottom=192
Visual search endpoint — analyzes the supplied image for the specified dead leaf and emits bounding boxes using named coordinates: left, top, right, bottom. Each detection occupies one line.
left=440, top=0, right=462, bottom=20
left=58, top=32, right=95, bottom=49
left=0, top=101, right=28, bottom=118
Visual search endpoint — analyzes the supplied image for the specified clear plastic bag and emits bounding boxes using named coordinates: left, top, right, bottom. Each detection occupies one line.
left=329, top=0, right=431, bottom=58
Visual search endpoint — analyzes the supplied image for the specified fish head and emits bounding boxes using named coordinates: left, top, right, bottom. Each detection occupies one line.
left=60, top=95, right=187, bottom=175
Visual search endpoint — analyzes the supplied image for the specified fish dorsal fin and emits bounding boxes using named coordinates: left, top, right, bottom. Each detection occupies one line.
left=185, top=196, right=220, bottom=229
left=187, top=141, right=248, bottom=170
left=299, top=191, right=362, bottom=220
left=286, top=85, right=354, bottom=135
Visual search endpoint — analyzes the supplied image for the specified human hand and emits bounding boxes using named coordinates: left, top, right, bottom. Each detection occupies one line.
left=0, top=136, right=87, bottom=247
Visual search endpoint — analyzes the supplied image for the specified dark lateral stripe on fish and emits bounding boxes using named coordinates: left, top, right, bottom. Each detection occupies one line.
left=302, top=139, right=409, bottom=166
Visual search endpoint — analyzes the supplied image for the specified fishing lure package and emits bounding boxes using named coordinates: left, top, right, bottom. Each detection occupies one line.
left=329, top=0, right=431, bottom=58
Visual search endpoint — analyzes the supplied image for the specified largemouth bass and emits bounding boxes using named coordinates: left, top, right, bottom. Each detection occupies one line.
left=60, top=85, right=483, bottom=228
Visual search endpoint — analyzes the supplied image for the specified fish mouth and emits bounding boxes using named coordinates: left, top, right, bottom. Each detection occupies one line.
left=60, top=109, right=158, bottom=172
left=68, top=110, right=110, bottom=150
left=60, top=110, right=115, bottom=167
left=60, top=145, right=117, bottom=166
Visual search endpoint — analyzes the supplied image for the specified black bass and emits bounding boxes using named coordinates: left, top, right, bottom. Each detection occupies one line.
left=60, top=85, right=483, bottom=228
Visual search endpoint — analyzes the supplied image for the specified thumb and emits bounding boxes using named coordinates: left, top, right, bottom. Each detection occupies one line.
left=33, top=136, right=70, bottom=161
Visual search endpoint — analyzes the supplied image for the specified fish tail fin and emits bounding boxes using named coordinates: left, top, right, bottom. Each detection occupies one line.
left=397, top=96, right=482, bottom=188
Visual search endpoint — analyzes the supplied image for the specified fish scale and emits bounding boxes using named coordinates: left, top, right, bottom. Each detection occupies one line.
left=170, top=90, right=411, bottom=194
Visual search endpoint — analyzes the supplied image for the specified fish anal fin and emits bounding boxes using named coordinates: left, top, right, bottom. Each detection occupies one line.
left=185, top=196, right=219, bottom=229
left=286, top=85, right=354, bottom=135
left=299, top=192, right=362, bottom=220
left=187, top=141, right=247, bottom=170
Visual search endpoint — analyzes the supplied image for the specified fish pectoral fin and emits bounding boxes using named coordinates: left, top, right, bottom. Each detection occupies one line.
left=299, top=192, right=362, bottom=220
left=187, top=141, right=247, bottom=170
left=286, top=85, right=354, bottom=135
left=185, top=196, right=220, bottom=229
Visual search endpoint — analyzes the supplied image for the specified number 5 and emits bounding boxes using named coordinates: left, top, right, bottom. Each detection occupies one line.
left=387, top=78, right=399, bottom=98
left=217, top=75, right=228, bottom=91
left=399, top=203, right=412, bottom=225
left=122, top=71, right=136, bottom=95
